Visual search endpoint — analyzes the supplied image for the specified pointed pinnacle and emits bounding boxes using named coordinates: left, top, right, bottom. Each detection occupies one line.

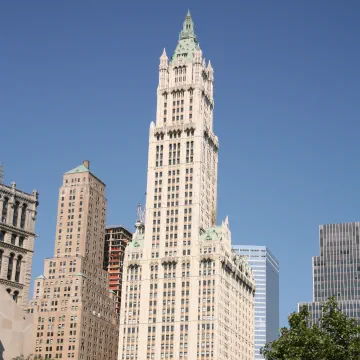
left=161, top=48, right=167, bottom=58
left=187, top=9, right=191, bottom=17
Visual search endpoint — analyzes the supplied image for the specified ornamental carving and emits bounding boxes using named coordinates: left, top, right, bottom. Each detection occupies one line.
left=0, top=278, right=24, bottom=289
left=0, top=221, right=36, bottom=237
left=0, top=241, right=28, bottom=254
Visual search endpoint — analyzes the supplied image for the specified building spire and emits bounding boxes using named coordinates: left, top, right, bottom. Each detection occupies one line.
left=171, top=10, right=198, bottom=63
left=180, top=9, right=196, bottom=40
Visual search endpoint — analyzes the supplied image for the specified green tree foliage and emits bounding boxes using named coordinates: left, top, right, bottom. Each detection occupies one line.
left=261, top=297, right=360, bottom=360
left=12, top=355, right=53, bottom=360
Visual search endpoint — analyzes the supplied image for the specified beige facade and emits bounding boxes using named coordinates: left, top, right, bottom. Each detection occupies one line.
left=0, top=286, right=34, bottom=360
left=118, top=12, right=255, bottom=360
left=0, top=181, right=39, bottom=310
left=28, top=161, right=119, bottom=360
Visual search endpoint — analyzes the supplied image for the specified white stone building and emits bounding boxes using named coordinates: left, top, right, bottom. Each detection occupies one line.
left=118, top=11, right=255, bottom=360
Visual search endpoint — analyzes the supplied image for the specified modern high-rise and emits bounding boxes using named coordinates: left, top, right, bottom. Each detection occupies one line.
left=28, top=161, right=119, bottom=360
left=104, top=225, right=132, bottom=314
left=233, top=246, right=279, bottom=360
left=299, top=222, right=360, bottom=323
left=0, top=180, right=39, bottom=309
left=118, top=11, right=256, bottom=360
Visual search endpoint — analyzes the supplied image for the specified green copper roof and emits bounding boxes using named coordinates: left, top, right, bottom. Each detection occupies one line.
left=36, top=274, right=46, bottom=280
left=171, top=10, right=198, bottom=63
left=130, top=221, right=145, bottom=249
left=200, top=226, right=223, bottom=242
left=65, top=164, right=90, bottom=175
left=74, top=272, right=88, bottom=278
left=64, top=161, right=104, bottom=185
left=130, top=231, right=144, bottom=249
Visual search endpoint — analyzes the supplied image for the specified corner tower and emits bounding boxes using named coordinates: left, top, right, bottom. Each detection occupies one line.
left=119, top=12, right=255, bottom=360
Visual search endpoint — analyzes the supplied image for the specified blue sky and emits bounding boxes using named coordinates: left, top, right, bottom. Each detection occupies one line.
left=1, top=0, right=360, bottom=328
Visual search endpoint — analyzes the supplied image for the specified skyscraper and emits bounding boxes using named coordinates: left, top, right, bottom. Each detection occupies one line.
left=104, top=225, right=132, bottom=314
left=29, top=161, right=119, bottom=360
left=118, top=11, right=256, bottom=360
left=233, top=246, right=279, bottom=360
left=0, top=180, right=39, bottom=309
left=299, top=222, right=360, bottom=324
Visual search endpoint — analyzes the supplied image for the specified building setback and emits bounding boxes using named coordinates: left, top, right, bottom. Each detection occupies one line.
left=233, top=246, right=279, bottom=360
left=104, top=225, right=132, bottom=314
left=28, top=161, right=119, bottom=360
left=299, top=222, right=360, bottom=324
left=0, top=181, right=39, bottom=309
left=118, top=11, right=255, bottom=360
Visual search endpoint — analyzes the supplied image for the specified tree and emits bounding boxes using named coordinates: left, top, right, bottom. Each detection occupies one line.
left=12, top=355, right=54, bottom=360
left=261, top=297, right=360, bottom=360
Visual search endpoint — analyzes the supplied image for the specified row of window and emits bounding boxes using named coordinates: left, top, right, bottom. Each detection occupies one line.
left=0, top=251, right=23, bottom=283
left=1, top=197, right=27, bottom=228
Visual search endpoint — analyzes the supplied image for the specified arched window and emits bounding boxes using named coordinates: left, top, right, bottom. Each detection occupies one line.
left=13, top=290, right=19, bottom=302
left=6, top=288, right=11, bottom=294
left=7, top=253, right=15, bottom=280
left=20, top=204, right=27, bottom=229
left=2, top=197, right=8, bottom=223
left=15, top=255, right=22, bottom=282
left=13, top=201, right=20, bottom=226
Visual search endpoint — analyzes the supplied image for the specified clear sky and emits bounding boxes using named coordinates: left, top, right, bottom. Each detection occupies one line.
left=1, top=0, right=360, bottom=328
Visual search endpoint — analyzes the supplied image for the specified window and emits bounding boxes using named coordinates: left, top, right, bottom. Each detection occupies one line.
left=19, top=237, right=24, bottom=247
left=7, top=253, right=15, bottom=280
left=0, top=231, right=5, bottom=242
left=11, top=234, right=16, bottom=245
left=12, top=201, right=20, bottom=226
left=15, top=255, right=22, bottom=282
left=2, top=197, right=8, bottom=223
left=20, top=204, right=27, bottom=229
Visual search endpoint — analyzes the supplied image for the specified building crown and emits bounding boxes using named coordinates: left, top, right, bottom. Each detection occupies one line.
left=180, top=9, right=196, bottom=40
left=171, top=10, right=199, bottom=63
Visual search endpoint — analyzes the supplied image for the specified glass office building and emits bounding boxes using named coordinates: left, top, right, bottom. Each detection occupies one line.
left=299, top=222, right=360, bottom=324
left=233, top=246, right=279, bottom=360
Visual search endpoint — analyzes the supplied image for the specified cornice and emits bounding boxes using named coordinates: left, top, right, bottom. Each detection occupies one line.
left=0, top=278, right=24, bottom=290
left=154, top=124, right=196, bottom=136
left=0, top=186, right=38, bottom=205
left=0, top=241, right=29, bottom=254
left=0, top=221, right=37, bottom=238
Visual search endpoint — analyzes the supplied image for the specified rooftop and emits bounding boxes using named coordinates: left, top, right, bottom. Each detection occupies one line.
left=65, top=160, right=105, bottom=185
left=171, top=10, right=199, bottom=63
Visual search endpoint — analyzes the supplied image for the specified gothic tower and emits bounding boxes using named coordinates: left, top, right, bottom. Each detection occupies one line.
left=119, top=12, right=255, bottom=360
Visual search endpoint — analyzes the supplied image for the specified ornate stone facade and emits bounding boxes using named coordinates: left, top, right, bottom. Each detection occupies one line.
left=0, top=181, right=39, bottom=309
left=118, top=11, right=255, bottom=360
left=28, top=161, right=118, bottom=360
